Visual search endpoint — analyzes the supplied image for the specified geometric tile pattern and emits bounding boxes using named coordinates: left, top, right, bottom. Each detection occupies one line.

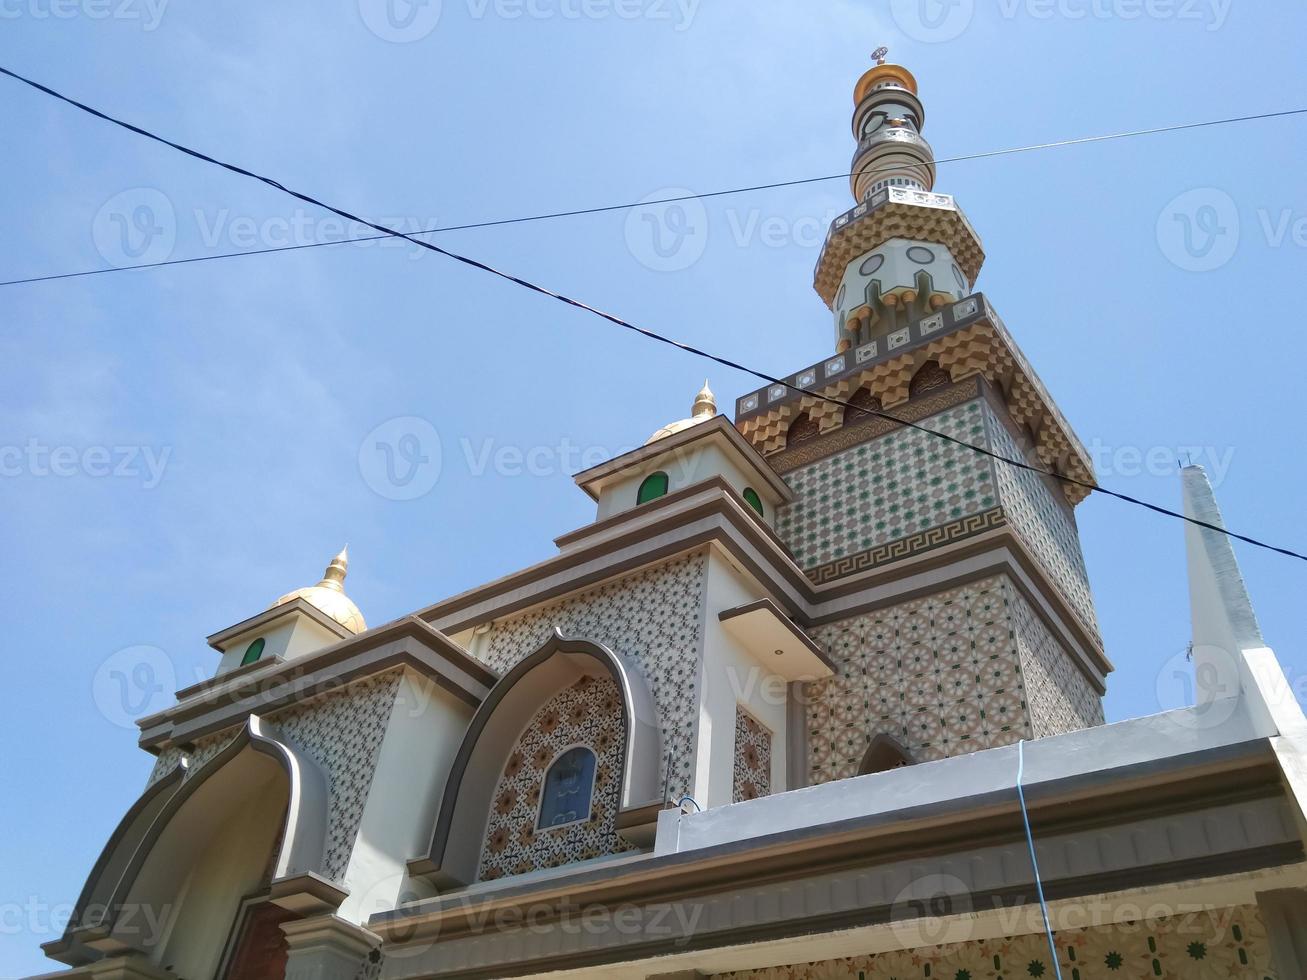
left=1012, top=585, right=1105, bottom=737
left=732, top=708, right=771, bottom=803
left=987, top=403, right=1100, bottom=639
left=806, top=575, right=1031, bottom=783
left=475, top=551, right=707, bottom=801
left=775, top=400, right=996, bottom=571
left=709, top=905, right=1276, bottom=979
left=145, top=670, right=404, bottom=883
left=478, top=676, right=634, bottom=881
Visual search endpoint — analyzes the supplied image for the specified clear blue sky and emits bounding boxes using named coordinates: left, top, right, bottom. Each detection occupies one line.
left=3, top=2, right=1306, bottom=973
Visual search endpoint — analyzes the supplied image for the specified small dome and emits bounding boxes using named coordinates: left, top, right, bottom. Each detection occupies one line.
left=645, top=381, right=717, bottom=445
left=272, top=546, right=366, bottom=634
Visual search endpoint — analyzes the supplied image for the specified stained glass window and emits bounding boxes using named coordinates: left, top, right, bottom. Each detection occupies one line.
left=536, top=746, right=596, bottom=829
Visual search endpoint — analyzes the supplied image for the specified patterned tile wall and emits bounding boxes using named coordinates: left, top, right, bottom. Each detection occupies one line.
left=806, top=575, right=1029, bottom=783
left=475, top=551, right=707, bottom=801
left=986, top=404, right=1100, bottom=638
left=144, top=670, right=403, bottom=882
left=477, top=676, right=634, bottom=880
left=732, top=708, right=772, bottom=803
left=709, top=905, right=1275, bottom=979
left=774, top=400, right=996, bottom=571
left=1012, top=585, right=1104, bottom=737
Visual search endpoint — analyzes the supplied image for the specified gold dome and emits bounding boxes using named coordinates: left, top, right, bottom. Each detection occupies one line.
left=645, top=381, right=717, bottom=445
left=272, top=546, right=367, bottom=634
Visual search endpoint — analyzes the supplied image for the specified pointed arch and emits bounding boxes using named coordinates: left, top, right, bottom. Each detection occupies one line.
left=909, top=359, right=952, bottom=397
left=858, top=733, right=915, bottom=775
left=786, top=412, right=821, bottom=448
left=45, top=715, right=331, bottom=967
left=842, top=386, right=883, bottom=425
left=410, top=630, right=664, bottom=888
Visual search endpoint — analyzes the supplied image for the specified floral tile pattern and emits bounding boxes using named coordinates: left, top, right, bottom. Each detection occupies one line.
left=986, top=405, right=1099, bottom=638
left=806, top=575, right=1031, bottom=781
left=709, top=905, right=1276, bottom=978
left=774, top=401, right=996, bottom=571
left=733, top=708, right=772, bottom=803
left=476, top=551, right=707, bottom=801
left=478, top=676, right=634, bottom=880
left=1011, top=585, right=1104, bottom=737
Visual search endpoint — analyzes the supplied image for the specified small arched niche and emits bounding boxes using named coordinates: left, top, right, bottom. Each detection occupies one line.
left=858, top=733, right=915, bottom=776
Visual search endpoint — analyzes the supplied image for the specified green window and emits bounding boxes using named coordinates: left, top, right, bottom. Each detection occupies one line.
left=742, top=487, right=765, bottom=517
left=240, top=637, right=266, bottom=667
left=637, top=472, right=669, bottom=505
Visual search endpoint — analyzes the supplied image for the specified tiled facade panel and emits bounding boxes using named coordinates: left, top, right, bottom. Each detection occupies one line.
left=475, top=551, right=706, bottom=800
left=732, top=708, right=772, bottom=803
left=1012, top=584, right=1105, bottom=737
left=478, top=676, right=634, bottom=880
left=985, top=402, right=1100, bottom=638
left=774, top=400, right=996, bottom=571
left=710, top=904, right=1275, bottom=979
left=806, top=575, right=1030, bottom=783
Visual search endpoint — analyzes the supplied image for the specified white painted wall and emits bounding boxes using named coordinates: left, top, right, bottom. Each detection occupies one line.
left=692, top=548, right=790, bottom=810
left=595, top=442, right=779, bottom=526
left=214, top=614, right=344, bottom=675
left=338, top=670, right=475, bottom=923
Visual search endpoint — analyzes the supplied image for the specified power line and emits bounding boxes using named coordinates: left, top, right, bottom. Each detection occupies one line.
left=2, top=67, right=1304, bottom=288
left=4, top=63, right=1305, bottom=565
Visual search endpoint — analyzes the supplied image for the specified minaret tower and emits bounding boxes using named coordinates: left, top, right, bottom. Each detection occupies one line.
left=815, top=48, right=984, bottom=353
left=733, top=54, right=1109, bottom=781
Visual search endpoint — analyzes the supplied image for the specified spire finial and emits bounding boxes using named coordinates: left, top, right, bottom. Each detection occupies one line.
left=872, top=45, right=889, bottom=66
left=692, top=380, right=716, bottom=419
left=321, top=546, right=349, bottom=591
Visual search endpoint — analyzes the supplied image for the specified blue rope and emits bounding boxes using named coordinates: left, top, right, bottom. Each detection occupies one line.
left=1017, top=740, right=1063, bottom=979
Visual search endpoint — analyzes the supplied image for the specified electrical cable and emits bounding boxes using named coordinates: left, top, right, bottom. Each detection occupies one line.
left=1016, top=740, right=1063, bottom=980
left=4, top=63, right=1305, bottom=564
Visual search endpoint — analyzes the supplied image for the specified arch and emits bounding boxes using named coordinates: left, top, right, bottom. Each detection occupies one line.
left=909, top=359, right=952, bottom=397
left=742, top=487, right=765, bottom=517
left=240, top=636, right=266, bottom=666
left=858, top=733, right=915, bottom=775
left=843, top=386, right=883, bottom=425
left=637, top=471, right=669, bottom=505
left=46, top=715, right=331, bottom=968
left=411, top=630, right=664, bottom=888
left=786, top=412, right=820, bottom=448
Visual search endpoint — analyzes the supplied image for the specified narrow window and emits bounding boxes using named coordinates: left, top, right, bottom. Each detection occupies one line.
left=240, top=637, right=266, bottom=667
left=742, top=487, right=765, bottom=517
left=637, top=472, right=669, bottom=505
left=537, top=746, right=597, bottom=829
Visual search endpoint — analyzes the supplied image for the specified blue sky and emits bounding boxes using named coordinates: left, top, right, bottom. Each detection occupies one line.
left=3, top=1, right=1306, bottom=972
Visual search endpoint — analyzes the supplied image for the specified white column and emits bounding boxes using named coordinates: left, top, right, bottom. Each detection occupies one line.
left=1257, top=889, right=1307, bottom=977
left=281, top=915, right=381, bottom=980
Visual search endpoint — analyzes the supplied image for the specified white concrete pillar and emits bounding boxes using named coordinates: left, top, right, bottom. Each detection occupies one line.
left=281, top=915, right=381, bottom=980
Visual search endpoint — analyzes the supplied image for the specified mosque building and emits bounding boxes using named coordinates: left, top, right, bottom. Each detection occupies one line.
left=36, top=53, right=1307, bottom=980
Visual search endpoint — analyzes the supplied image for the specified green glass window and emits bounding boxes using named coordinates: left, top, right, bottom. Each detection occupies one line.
left=742, top=487, right=765, bottom=517
left=637, top=472, right=669, bottom=505
left=240, top=637, right=266, bottom=667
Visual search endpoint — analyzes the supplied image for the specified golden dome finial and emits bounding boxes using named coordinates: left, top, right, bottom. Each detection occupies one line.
left=645, top=379, right=719, bottom=445
left=272, top=545, right=366, bottom=633
left=692, top=380, right=716, bottom=419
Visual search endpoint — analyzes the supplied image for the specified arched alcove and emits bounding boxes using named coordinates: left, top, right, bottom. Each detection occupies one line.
left=410, top=631, right=664, bottom=888
left=858, top=733, right=915, bottom=775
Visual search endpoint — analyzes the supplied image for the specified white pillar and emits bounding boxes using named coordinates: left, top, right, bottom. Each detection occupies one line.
left=281, top=915, right=381, bottom=980
left=1257, top=889, right=1307, bottom=977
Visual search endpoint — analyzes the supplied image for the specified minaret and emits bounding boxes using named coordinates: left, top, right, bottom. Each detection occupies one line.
left=815, top=48, right=984, bottom=353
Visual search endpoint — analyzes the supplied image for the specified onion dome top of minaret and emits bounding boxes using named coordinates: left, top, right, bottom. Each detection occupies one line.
left=645, top=380, right=718, bottom=445
left=853, top=48, right=918, bottom=103
left=272, top=545, right=367, bottom=634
